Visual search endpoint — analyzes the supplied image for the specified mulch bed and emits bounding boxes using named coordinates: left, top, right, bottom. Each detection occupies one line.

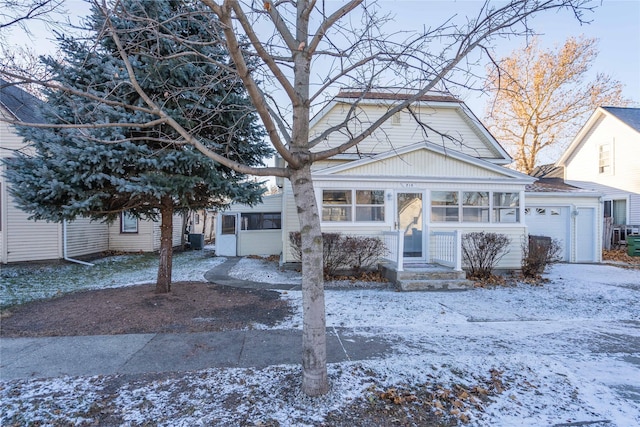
left=0, top=281, right=292, bottom=337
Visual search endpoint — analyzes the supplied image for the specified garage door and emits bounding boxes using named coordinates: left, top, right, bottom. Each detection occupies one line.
left=524, top=206, right=569, bottom=261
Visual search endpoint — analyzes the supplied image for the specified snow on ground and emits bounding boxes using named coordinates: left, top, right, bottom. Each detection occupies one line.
left=2, top=260, right=639, bottom=426
left=0, top=249, right=225, bottom=308
left=229, top=256, right=302, bottom=284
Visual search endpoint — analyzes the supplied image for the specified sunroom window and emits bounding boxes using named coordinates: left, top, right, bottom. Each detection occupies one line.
left=322, top=190, right=352, bottom=221
left=431, top=191, right=459, bottom=222
left=493, top=192, right=520, bottom=223
left=355, top=190, right=385, bottom=221
left=322, top=190, right=385, bottom=222
left=431, top=191, right=520, bottom=223
left=462, top=191, right=489, bottom=222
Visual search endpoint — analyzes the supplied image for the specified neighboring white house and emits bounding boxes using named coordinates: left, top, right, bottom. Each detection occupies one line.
left=557, top=106, right=640, bottom=228
left=217, top=91, right=602, bottom=268
left=0, top=79, right=183, bottom=264
left=216, top=193, right=282, bottom=257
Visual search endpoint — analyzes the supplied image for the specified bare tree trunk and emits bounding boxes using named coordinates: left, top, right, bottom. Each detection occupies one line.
left=290, top=165, right=328, bottom=396
left=156, top=195, right=174, bottom=293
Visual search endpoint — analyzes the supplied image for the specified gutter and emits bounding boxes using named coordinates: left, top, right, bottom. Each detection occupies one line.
left=63, top=220, right=94, bottom=266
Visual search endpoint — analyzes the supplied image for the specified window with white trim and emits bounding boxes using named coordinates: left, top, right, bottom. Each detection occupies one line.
left=121, top=211, right=138, bottom=233
left=430, top=191, right=520, bottom=223
left=322, top=190, right=385, bottom=222
left=462, top=191, right=489, bottom=222
left=604, top=199, right=627, bottom=225
left=599, top=144, right=611, bottom=174
left=493, top=192, right=520, bottom=223
left=431, top=191, right=459, bottom=222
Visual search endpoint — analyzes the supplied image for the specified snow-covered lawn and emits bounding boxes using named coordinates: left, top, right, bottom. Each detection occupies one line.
left=0, top=249, right=225, bottom=308
left=2, top=260, right=639, bottom=426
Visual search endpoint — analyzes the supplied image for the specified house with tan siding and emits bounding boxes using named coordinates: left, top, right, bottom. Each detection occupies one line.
left=217, top=91, right=602, bottom=269
left=1, top=80, right=183, bottom=264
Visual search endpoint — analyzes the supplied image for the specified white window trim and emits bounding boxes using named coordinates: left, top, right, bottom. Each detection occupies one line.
left=320, top=189, right=387, bottom=224
left=598, top=143, right=612, bottom=175
left=429, top=190, right=522, bottom=224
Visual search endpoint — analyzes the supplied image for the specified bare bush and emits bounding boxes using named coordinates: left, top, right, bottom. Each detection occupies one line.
left=343, top=236, right=388, bottom=273
left=289, top=232, right=387, bottom=276
left=521, top=235, right=562, bottom=278
left=462, top=232, right=511, bottom=280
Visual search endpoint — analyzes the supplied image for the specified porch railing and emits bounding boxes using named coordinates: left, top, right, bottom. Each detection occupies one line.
left=430, top=230, right=462, bottom=271
left=382, top=230, right=404, bottom=272
left=382, top=229, right=463, bottom=272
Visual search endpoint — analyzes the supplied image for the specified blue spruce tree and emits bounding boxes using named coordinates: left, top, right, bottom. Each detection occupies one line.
left=5, top=0, right=271, bottom=293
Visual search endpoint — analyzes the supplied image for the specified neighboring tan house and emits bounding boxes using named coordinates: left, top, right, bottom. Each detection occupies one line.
left=217, top=91, right=602, bottom=268
left=0, top=80, right=183, bottom=264
left=556, top=106, right=640, bottom=242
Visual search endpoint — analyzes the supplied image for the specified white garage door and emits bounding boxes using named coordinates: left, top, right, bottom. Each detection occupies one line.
left=525, top=206, right=570, bottom=261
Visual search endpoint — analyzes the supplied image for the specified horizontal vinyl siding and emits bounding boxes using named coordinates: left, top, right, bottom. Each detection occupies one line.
left=334, top=149, right=507, bottom=178
left=281, top=179, right=527, bottom=264
left=629, top=194, right=640, bottom=224
left=5, top=202, right=61, bottom=263
left=237, top=230, right=282, bottom=256
left=565, top=113, right=640, bottom=194
left=0, top=116, right=31, bottom=153
left=66, top=218, right=109, bottom=257
left=310, top=104, right=497, bottom=159
left=225, top=194, right=283, bottom=213
left=282, top=183, right=302, bottom=263
left=430, top=226, right=526, bottom=270
left=108, top=219, right=154, bottom=252
left=151, top=214, right=185, bottom=251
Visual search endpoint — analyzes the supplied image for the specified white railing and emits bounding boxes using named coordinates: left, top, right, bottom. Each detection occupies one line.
left=382, top=230, right=404, bottom=272
left=430, top=230, right=462, bottom=271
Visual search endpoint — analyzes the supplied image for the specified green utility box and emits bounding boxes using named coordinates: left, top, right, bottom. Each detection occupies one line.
left=627, top=235, right=640, bottom=257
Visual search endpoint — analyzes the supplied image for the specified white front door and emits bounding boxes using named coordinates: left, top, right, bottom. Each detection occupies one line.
left=397, top=192, right=425, bottom=261
left=576, top=207, right=596, bottom=262
left=216, top=213, right=239, bottom=256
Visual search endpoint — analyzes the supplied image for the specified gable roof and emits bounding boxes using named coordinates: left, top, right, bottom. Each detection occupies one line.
left=530, top=164, right=564, bottom=179
left=601, top=106, right=640, bottom=133
left=309, top=89, right=512, bottom=164
left=557, top=106, right=640, bottom=166
left=314, top=141, right=534, bottom=183
left=0, top=78, right=44, bottom=123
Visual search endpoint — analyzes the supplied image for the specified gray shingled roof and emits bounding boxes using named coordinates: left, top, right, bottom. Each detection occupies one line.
left=602, top=106, right=640, bottom=133
left=525, top=178, right=592, bottom=193
left=0, top=78, right=44, bottom=123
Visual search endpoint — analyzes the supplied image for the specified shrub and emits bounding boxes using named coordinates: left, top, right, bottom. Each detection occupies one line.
left=342, top=235, right=388, bottom=273
left=289, top=232, right=387, bottom=276
left=521, top=235, right=562, bottom=278
left=461, top=231, right=511, bottom=280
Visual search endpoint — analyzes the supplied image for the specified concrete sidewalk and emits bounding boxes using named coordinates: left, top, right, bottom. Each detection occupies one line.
left=1, top=328, right=392, bottom=381
left=1, top=257, right=393, bottom=381
left=203, top=256, right=302, bottom=291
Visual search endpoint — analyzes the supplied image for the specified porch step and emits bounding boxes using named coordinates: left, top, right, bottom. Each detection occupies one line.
left=397, top=279, right=471, bottom=291
left=380, top=263, right=472, bottom=291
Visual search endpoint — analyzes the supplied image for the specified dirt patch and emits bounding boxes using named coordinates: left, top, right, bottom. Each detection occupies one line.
left=0, top=281, right=292, bottom=337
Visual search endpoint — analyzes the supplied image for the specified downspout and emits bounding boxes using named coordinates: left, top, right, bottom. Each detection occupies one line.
left=63, top=220, right=94, bottom=266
